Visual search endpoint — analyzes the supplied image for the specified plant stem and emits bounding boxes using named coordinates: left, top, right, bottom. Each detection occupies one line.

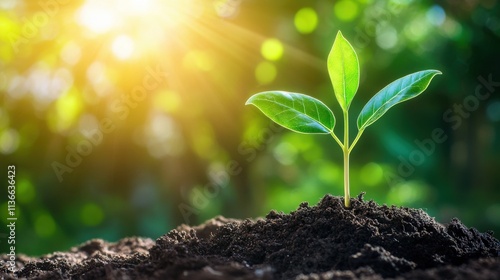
left=343, top=111, right=350, bottom=208
left=348, top=129, right=364, bottom=153
left=330, top=131, right=344, bottom=149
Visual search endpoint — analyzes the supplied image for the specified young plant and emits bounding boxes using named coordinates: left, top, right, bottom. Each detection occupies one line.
left=246, top=31, right=441, bottom=208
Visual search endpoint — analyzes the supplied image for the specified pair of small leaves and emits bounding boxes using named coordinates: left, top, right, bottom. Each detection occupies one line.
left=246, top=31, right=441, bottom=135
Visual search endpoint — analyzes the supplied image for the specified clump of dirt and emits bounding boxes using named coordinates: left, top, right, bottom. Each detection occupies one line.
left=2, top=194, right=499, bottom=279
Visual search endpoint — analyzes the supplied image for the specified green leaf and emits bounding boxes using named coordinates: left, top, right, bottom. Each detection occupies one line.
left=357, top=70, right=442, bottom=131
left=245, top=91, right=336, bottom=134
left=328, top=31, right=360, bottom=112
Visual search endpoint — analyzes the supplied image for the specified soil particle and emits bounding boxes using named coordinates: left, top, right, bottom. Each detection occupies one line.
left=1, top=194, right=499, bottom=279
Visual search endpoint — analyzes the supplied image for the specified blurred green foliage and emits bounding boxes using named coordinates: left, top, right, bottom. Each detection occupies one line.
left=0, top=0, right=499, bottom=256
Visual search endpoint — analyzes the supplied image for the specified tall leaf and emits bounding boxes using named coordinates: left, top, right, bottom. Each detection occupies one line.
left=328, top=31, right=360, bottom=112
left=246, top=91, right=336, bottom=134
left=357, top=70, right=442, bottom=131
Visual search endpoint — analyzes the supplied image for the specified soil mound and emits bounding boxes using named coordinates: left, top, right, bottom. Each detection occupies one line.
left=2, top=194, right=499, bottom=279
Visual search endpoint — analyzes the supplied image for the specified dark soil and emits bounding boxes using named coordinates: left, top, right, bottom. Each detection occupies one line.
left=2, top=194, right=499, bottom=279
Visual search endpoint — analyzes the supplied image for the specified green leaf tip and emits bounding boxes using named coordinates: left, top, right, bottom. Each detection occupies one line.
left=357, top=69, right=442, bottom=131
left=328, top=31, right=360, bottom=112
left=245, top=91, right=336, bottom=134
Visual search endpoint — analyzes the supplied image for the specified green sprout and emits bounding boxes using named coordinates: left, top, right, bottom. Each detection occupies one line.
left=246, top=31, right=441, bottom=208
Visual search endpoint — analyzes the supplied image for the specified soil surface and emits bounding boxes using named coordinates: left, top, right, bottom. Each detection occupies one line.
left=1, top=194, right=499, bottom=279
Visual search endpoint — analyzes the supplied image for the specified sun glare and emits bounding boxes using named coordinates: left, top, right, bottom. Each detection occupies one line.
left=112, top=35, right=135, bottom=60
left=123, top=0, right=158, bottom=15
left=75, top=0, right=195, bottom=62
left=76, top=0, right=186, bottom=34
left=77, top=1, right=119, bottom=34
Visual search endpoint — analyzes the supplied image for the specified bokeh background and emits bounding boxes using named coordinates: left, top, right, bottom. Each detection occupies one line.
left=0, top=0, right=499, bottom=256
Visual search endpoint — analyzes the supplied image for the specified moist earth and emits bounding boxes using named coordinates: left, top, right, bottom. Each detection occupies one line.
left=1, top=194, right=499, bottom=279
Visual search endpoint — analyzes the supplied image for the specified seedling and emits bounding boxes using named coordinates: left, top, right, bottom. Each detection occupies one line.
left=246, top=31, right=441, bottom=208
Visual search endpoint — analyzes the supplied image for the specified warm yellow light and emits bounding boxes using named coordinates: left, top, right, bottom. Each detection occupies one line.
left=77, top=0, right=118, bottom=34
left=112, top=35, right=135, bottom=60
left=183, top=50, right=214, bottom=71
left=75, top=0, right=189, bottom=62
left=154, top=90, right=181, bottom=113
left=261, top=39, right=284, bottom=61
left=48, top=88, right=83, bottom=133
left=123, top=0, right=157, bottom=16
left=77, top=0, right=167, bottom=34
